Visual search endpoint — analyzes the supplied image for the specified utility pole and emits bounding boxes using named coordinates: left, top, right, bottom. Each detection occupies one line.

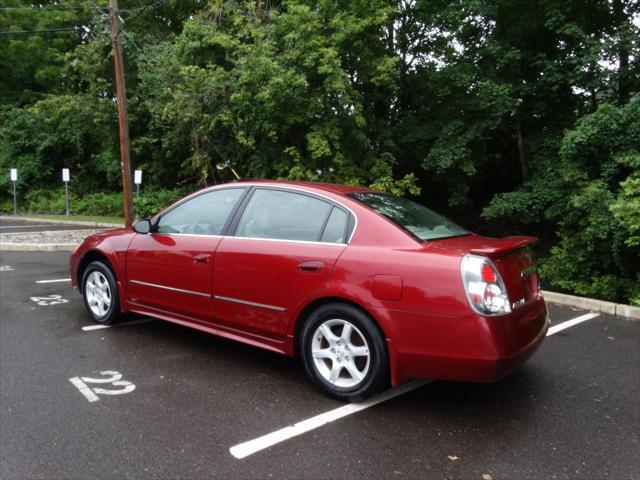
left=109, top=0, right=134, bottom=227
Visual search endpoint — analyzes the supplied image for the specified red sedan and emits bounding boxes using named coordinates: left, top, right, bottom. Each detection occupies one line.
left=70, top=180, right=549, bottom=401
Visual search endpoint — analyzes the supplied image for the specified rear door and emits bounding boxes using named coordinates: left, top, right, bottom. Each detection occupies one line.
left=126, top=187, right=247, bottom=321
left=212, top=187, right=351, bottom=339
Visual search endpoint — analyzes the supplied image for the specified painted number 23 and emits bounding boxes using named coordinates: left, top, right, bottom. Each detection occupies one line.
left=31, top=294, right=68, bottom=306
left=69, top=370, right=136, bottom=403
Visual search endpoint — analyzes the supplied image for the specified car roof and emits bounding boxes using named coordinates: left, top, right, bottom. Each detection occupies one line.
left=237, top=179, right=375, bottom=196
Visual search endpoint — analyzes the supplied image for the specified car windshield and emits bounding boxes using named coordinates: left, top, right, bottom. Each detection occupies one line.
left=349, top=192, right=470, bottom=241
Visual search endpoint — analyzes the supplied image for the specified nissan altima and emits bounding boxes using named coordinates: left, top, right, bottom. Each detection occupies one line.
left=70, top=180, right=549, bottom=401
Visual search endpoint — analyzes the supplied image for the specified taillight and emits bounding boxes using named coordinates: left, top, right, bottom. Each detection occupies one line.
left=461, top=254, right=511, bottom=316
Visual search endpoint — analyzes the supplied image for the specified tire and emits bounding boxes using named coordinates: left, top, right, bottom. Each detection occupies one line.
left=300, top=302, right=389, bottom=401
left=81, top=261, right=121, bottom=325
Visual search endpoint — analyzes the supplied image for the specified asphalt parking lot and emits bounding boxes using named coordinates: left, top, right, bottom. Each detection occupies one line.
left=1, top=251, right=638, bottom=480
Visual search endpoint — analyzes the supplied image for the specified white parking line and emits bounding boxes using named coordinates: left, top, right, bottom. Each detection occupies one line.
left=230, top=379, right=431, bottom=459
left=547, top=312, right=600, bottom=336
left=230, top=310, right=602, bottom=459
left=36, top=278, right=71, bottom=284
left=82, top=318, right=155, bottom=331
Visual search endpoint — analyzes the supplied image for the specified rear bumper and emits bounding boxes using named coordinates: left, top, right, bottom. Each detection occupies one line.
left=389, top=298, right=549, bottom=384
left=454, top=310, right=548, bottom=382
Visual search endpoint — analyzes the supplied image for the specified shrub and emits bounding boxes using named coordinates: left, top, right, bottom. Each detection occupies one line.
left=0, top=198, right=13, bottom=213
left=134, top=188, right=186, bottom=218
left=3, top=186, right=187, bottom=219
left=23, top=187, right=69, bottom=214
left=74, top=192, right=123, bottom=216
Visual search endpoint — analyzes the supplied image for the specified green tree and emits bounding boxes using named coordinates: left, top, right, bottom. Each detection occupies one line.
left=139, top=0, right=417, bottom=192
left=1, top=0, right=638, bottom=303
left=0, top=0, right=97, bottom=105
left=542, top=100, right=640, bottom=304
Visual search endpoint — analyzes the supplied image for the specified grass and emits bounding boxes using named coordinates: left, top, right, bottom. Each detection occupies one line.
left=21, top=213, right=124, bottom=225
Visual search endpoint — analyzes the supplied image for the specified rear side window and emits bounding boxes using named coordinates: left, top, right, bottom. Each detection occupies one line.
left=157, top=188, right=245, bottom=235
left=320, top=207, right=348, bottom=243
left=349, top=192, right=469, bottom=241
left=235, top=189, right=335, bottom=242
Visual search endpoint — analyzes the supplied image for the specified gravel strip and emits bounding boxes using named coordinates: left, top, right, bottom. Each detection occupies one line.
left=0, top=229, right=104, bottom=245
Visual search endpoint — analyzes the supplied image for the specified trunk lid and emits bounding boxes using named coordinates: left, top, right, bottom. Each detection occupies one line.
left=491, top=243, right=539, bottom=309
left=427, top=234, right=539, bottom=311
left=468, top=236, right=537, bottom=257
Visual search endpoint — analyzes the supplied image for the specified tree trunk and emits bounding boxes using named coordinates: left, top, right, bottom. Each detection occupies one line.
left=515, top=113, right=529, bottom=183
left=612, top=0, right=630, bottom=105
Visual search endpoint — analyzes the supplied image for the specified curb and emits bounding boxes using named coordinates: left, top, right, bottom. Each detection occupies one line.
left=1, top=215, right=123, bottom=228
left=0, top=242, right=77, bottom=252
left=542, top=290, right=640, bottom=321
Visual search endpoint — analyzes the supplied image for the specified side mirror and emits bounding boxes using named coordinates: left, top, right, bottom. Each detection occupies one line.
left=133, top=219, right=151, bottom=234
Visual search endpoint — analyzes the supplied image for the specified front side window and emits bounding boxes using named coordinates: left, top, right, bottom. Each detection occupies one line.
left=349, top=192, right=469, bottom=241
left=157, top=188, right=245, bottom=235
left=235, top=189, right=335, bottom=242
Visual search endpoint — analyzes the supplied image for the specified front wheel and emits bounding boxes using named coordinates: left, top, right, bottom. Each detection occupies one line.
left=300, top=303, right=389, bottom=401
left=81, top=261, right=121, bottom=324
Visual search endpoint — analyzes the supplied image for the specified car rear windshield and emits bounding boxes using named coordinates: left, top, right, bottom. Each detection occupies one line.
left=349, top=192, right=470, bottom=241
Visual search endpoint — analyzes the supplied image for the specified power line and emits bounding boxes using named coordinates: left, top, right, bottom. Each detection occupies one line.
left=0, top=3, right=164, bottom=13
left=0, top=2, right=163, bottom=15
left=0, top=27, right=77, bottom=35
left=118, top=0, right=166, bottom=18
left=0, top=5, right=104, bottom=11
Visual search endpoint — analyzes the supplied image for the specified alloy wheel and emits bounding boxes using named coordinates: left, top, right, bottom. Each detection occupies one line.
left=85, top=270, right=112, bottom=317
left=311, top=319, right=370, bottom=388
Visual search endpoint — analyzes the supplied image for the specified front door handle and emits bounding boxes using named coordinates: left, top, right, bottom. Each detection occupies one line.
left=297, top=261, right=325, bottom=273
left=192, top=254, right=211, bottom=264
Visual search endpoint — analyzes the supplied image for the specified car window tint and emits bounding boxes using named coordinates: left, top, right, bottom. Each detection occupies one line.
left=157, top=188, right=245, bottom=235
left=320, top=207, right=348, bottom=243
left=236, top=189, right=332, bottom=242
left=349, top=192, right=469, bottom=241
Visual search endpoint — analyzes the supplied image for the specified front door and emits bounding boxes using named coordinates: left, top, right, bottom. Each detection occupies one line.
left=212, top=188, right=351, bottom=339
left=126, top=187, right=247, bottom=321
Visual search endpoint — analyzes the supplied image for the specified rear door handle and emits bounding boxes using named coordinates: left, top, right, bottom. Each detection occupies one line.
left=297, top=261, right=325, bottom=273
left=192, top=254, right=211, bottom=264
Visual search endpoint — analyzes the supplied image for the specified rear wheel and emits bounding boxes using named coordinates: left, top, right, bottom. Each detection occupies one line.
left=300, top=303, right=389, bottom=401
left=81, top=261, right=121, bottom=324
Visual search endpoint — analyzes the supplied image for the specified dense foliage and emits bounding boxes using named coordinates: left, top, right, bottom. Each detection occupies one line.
left=1, top=0, right=638, bottom=303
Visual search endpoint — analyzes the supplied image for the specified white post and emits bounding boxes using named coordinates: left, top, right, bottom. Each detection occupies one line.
left=62, top=168, right=70, bottom=217
left=134, top=169, right=142, bottom=197
left=10, top=168, right=17, bottom=215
